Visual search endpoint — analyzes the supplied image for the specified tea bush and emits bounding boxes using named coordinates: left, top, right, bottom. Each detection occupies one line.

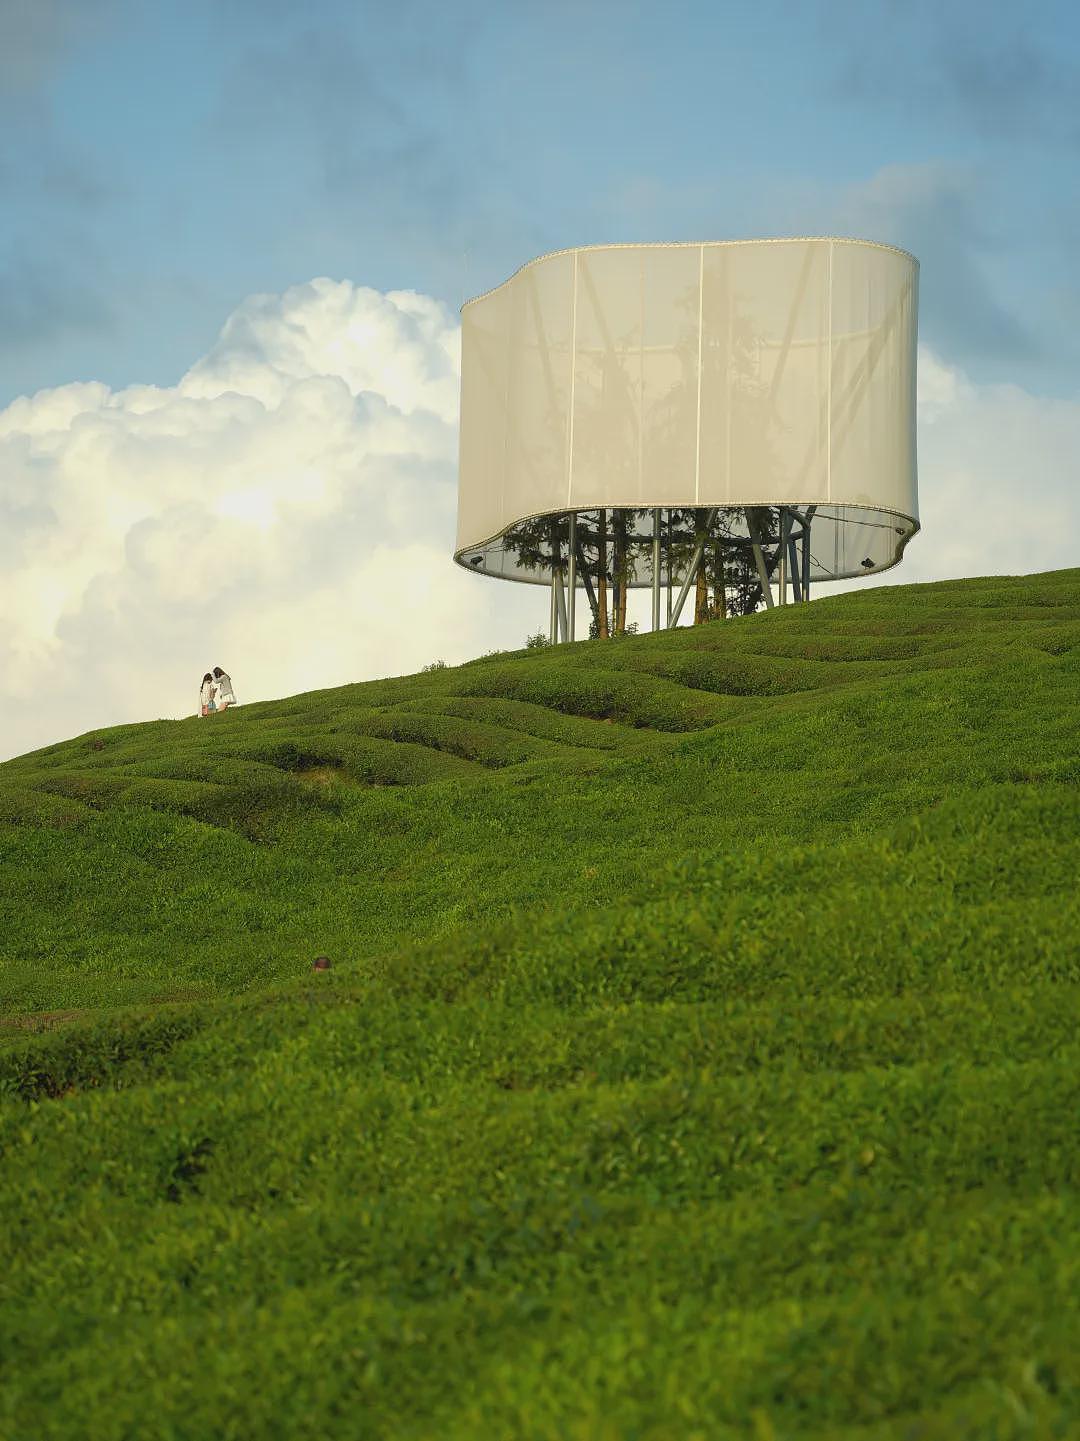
left=1, top=567, right=1078, bottom=1438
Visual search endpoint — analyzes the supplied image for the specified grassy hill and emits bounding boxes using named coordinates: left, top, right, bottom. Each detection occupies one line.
left=1, top=568, right=1078, bottom=1440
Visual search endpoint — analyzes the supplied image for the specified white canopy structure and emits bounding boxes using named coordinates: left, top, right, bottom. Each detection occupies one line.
left=456, top=238, right=918, bottom=637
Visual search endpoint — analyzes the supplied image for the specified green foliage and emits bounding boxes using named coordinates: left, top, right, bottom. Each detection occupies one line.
left=589, top=614, right=640, bottom=639
left=1, top=567, right=1079, bottom=1438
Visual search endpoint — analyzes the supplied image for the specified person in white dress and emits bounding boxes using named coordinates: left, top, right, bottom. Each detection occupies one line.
left=199, top=672, right=215, bottom=717
left=212, top=666, right=237, bottom=710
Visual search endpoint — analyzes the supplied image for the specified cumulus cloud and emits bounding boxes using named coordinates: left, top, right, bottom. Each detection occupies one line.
left=0, top=278, right=536, bottom=760
left=838, top=345, right=1080, bottom=595
left=1, top=278, right=1077, bottom=761
left=899, top=347, right=1080, bottom=583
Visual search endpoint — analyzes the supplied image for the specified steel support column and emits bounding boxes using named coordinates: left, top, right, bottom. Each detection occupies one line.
left=778, top=507, right=793, bottom=605
left=651, top=507, right=661, bottom=632
left=801, top=505, right=816, bottom=602
left=788, top=537, right=802, bottom=602
left=746, top=509, right=774, bottom=609
left=567, top=512, right=577, bottom=641
left=670, top=507, right=717, bottom=628
left=574, top=538, right=599, bottom=629
left=555, top=566, right=568, bottom=641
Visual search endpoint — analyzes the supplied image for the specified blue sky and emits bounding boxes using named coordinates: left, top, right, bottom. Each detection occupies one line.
left=2, top=0, right=1079, bottom=757
left=4, top=0, right=1079, bottom=404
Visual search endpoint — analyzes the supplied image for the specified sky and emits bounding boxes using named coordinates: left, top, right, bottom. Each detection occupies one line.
left=2, top=0, right=1079, bottom=760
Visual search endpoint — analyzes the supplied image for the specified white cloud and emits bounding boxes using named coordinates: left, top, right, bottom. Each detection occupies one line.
left=179, top=281, right=461, bottom=420
left=1, top=280, right=1077, bottom=763
left=879, top=345, right=1077, bottom=583
left=829, top=344, right=1078, bottom=599
left=0, top=278, right=534, bottom=761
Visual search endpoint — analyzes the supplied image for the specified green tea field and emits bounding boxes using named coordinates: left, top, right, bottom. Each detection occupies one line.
left=2, top=568, right=1078, bottom=1439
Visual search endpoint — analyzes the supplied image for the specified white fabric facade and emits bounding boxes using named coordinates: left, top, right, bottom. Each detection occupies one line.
left=456, top=238, right=919, bottom=584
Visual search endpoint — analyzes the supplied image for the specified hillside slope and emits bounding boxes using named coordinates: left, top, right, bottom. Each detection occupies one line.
left=1, top=568, right=1078, bottom=1439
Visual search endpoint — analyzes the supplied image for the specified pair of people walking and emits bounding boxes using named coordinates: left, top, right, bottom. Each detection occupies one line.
left=199, top=666, right=237, bottom=717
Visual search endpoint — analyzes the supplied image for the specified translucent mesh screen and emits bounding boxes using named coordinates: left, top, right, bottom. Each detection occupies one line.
left=457, top=238, right=918, bottom=584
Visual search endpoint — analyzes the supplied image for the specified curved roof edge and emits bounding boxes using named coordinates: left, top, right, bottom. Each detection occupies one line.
left=461, top=236, right=920, bottom=313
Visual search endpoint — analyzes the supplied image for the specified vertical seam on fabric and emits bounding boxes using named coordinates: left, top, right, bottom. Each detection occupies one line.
left=695, top=244, right=704, bottom=504
left=638, top=255, right=644, bottom=501
left=725, top=251, right=732, bottom=504
left=566, top=252, right=578, bottom=508
left=502, top=300, right=511, bottom=536
left=827, top=240, right=833, bottom=505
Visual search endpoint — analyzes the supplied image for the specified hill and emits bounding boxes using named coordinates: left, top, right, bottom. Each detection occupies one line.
left=1, top=568, right=1078, bottom=1439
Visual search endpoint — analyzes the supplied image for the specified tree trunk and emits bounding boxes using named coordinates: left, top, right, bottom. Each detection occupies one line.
left=596, top=509, right=609, bottom=639
left=694, top=556, right=709, bottom=624
left=614, top=509, right=628, bottom=637
left=693, top=515, right=709, bottom=624
left=714, top=542, right=727, bottom=620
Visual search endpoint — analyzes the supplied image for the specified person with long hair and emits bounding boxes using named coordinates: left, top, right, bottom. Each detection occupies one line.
left=199, top=672, right=215, bottom=717
left=212, top=666, right=237, bottom=710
